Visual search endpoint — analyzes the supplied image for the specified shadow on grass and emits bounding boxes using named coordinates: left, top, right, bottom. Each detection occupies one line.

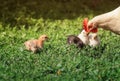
left=83, top=43, right=107, bottom=59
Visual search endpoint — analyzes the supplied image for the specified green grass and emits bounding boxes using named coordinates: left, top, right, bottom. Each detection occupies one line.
left=0, top=0, right=120, bottom=81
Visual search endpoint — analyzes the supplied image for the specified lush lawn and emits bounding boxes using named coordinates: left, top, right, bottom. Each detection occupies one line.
left=0, top=0, right=120, bottom=81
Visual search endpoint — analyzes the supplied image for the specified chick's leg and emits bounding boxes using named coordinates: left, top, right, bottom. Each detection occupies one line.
left=31, top=47, right=37, bottom=53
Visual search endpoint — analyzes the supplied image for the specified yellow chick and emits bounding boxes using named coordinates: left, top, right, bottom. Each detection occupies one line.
left=24, top=35, right=48, bottom=53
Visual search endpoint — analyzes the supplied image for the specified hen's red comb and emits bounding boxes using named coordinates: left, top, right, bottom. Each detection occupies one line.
left=83, top=18, right=98, bottom=33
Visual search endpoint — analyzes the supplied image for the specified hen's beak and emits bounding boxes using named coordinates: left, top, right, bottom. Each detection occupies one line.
left=86, top=27, right=95, bottom=35
left=86, top=32, right=90, bottom=36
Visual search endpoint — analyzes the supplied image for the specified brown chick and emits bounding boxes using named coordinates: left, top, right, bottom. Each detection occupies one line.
left=24, top=35, right=48, bottom=53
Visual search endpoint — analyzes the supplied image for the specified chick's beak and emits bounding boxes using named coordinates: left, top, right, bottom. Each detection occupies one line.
left=45, top=37, right=49, bottom=41
left=46, top=36, right=49, bottom=39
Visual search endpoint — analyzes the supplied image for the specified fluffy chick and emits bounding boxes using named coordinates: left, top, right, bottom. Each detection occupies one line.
left=88, top=33, right=100, bottom=47
left=67, top=35, right=84, bottom=48
left=78, top=30, right=89, bottom=45
left=24, top=35, right=48, bottom=53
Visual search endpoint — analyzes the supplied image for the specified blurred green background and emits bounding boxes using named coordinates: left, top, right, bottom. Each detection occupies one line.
left=0, top=0, right=120, bottom=26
